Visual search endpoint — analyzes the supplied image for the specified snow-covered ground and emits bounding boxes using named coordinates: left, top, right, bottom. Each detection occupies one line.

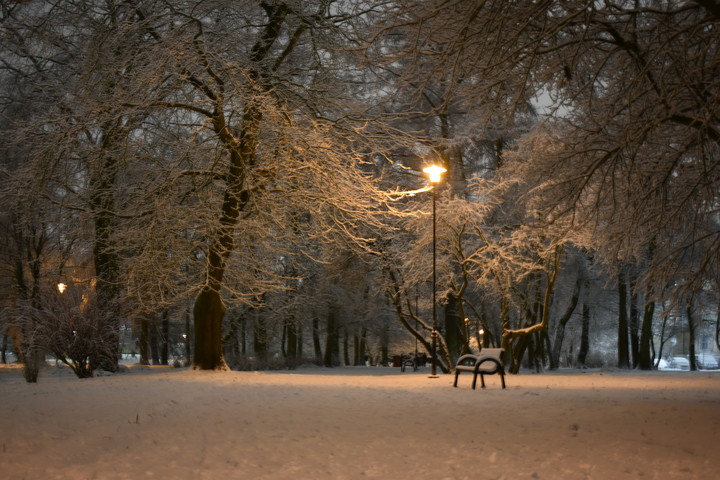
left=1, top=364, right=718, bottom=480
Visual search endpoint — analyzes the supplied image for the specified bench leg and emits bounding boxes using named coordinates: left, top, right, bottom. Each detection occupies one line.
left=453, top=371, right=460, bottom=387
left=500, top=372, right=506, bottom=389
left=471, top=373, right=478, bottom=390
left=479, top=373, right=486, bottom=389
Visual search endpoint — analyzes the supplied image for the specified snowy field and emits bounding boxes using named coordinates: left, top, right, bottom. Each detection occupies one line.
left=1, top=364, right=719, bottom=480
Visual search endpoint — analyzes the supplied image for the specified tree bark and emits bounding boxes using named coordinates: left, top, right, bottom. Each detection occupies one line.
left=444, top=293, right=464, bottom=365
left=687, top=299, right=697, bottom=371
left=253, top=307, right=268, bottom=364
left=312, top=317, right=323, bottom=365
left=638, top=297, right=655, bottom=370
left=577, top=303, right=590, bottom=367
left=194, top=288, right=226, bottom=370
left=139, top=317, right=150, bottom=365
left=161, top=311, right=169, bottom=366
left=324, top=309, right=339, bottom=367
left=629, top=274, right=640, bottom=368
left=617, top=269, right=630, bottom=369
left=90, top=132, right=122, bottom=373
left=150, top=320, right=160, bottom=365
left=286, top=317, right=298, bottom=369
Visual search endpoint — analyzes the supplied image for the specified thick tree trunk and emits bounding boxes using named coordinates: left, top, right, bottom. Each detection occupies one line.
left=193, top=288, right=226, bottom=370
left=91, top=146, right=121, bottom=373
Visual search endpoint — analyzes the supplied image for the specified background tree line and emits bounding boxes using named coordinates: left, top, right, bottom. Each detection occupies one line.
left=1, top=0, right=718, bottom=381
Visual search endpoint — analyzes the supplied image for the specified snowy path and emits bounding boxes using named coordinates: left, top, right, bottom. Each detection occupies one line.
left=1, top=365, right=719, bottom=479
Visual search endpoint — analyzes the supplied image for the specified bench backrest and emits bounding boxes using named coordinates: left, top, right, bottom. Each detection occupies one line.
left=480, top=348, right=504, bottom=360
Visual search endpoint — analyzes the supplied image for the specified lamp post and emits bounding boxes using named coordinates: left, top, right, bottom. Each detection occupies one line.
left=423, top=164, right=446, bottom=377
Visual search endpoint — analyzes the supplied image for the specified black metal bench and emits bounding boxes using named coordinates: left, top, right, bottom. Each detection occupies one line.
left=453, top=348, right=506, bottom=389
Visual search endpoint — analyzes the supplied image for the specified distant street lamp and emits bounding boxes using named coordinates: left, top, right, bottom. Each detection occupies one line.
left=57, top=283, right=67, bottom=294
left=423, top=164, right=446, bottom=377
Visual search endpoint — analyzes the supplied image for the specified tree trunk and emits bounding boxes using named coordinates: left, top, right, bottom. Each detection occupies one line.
left=253, top=308, right=268, bottom=364
left=638, top=297, right=655, bottom=370
left=617, top=270, right=630, bottom=369
left=192, top=5, right=289, bottom=369
left=687, top=300, right=697, bottom=371
left=240, top=314, right=246, bottom=356
left=312, top=317, right=323, bottom=365
left=550, top=277, right=581, bottom=369
left=444, top=293, right=464, bottom=365
left=352, top=334, right=360, bottom=366
left=222, top=311, right=241, bottom=366
left=324, top=309, right=339, bottom=367
left=193, top=288, right=226, bottom=370
left=184, top=306, right=192, bottom=365
left=90, top=147, right=121, bottom=373
left=150, top=320, right=160, bottom=365
left=656, top=312, right=670, bottom=368
left=139, top=317, right=150, bottom=365
left=630, top=274, right=640, bottom=368
left=343, top=329, right=350, bottom=366
left=716, top=299, right=720, bottom=352
left=161, top=311, right=169, bottom=365
left=286, top=317, right=298, bottom=369
left=503, top=246, right=562, bottom=374
left=577, top=303, right=590, bottom=368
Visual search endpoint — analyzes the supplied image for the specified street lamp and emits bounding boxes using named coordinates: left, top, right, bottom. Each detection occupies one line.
left=57, top=283, right=67, bottom=294
left=423, top=164, right=446, bottom=377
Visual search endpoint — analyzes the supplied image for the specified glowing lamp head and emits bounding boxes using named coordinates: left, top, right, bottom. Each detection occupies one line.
left=423, top=165, right=446, bottom=183
left=57, top=283, right=67, bottom=294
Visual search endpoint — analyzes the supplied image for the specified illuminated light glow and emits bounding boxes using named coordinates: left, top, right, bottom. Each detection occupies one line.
left=422, top=165, right=447, bottom=183
left=57, top=283, right=67, bottom=294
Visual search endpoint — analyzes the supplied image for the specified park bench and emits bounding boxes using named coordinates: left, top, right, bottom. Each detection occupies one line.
left=453, top=348, right=506, bottom=389
left=400, top=354, right=417, bottom=372
left=393, top=353, right=428, bottom=371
